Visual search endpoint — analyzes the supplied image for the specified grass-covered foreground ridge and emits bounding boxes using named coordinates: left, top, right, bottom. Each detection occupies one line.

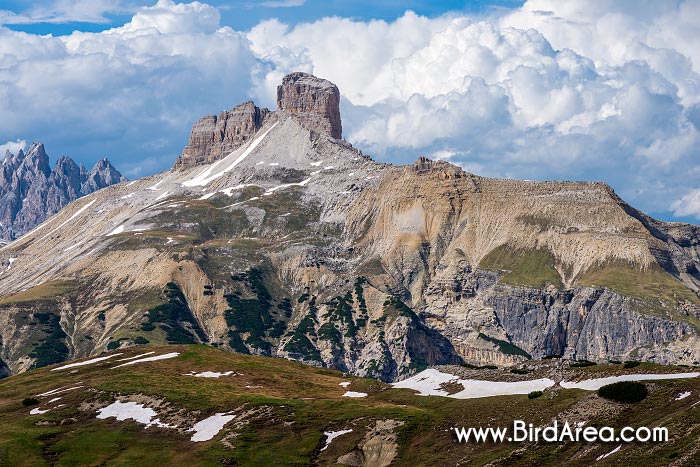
left=1, top=345, right=700, bottom=466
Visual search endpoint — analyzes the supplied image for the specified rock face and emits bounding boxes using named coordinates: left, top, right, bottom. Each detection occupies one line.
left=276, top=72, right=342, bottom=139
left=176, top=101, right=274, bottom=167
left=1, top=74, right=700, bottom=382
left=176, top=72, right=342, bottom=168
left=0, top=143, right=125, bottom=240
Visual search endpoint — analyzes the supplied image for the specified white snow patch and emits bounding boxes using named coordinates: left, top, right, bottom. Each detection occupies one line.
left=96, top=401, right=174, bottom=428
left=268, top=162, right=279, bottom=166
left=220, top=184, right=251, bottom=196
left=121, top=193, right=135, bottom=199
left=264, top=178, right=312, bottom=196
left=310, top=161, right=323, bottom=167
left=112, top=352, right=179, bottom=368
left=51, top=353, right=122, bottom=371
left=280, top=212, right=291, bottom=217
left=339, top=382, right=351, bottom=388
left=324, top=166, right=334, bottom=170
left=48, top=397, right=62, bottom=403
left=155, top=191, right=170, bottom=201
left=342, top=391, right=368, bottom=398
left=106, top=225, right=124, bottom=236
left=561, top=372, right=700, bottom=391
left=147, top=180, right=164, bottom=191
left=40, top=199, right=96, bottom=240
left=127, top=180, right=138, bottom=186
left=596, top=444, right=621, bottom=461
left=321, top=429, right=352, bottom=451
left=199, top=192, right=216, bottom=200
left=255, top=161, right=265, bottom=165
left=183, top=122, right=278, bottom=187
left=36, top=385, right=84, bottom=397
left=676, top=391, right=692, bottom=400
left=116, top=351, right=156, bottom=362
left=310, top=170, right=321, bottom=176
left=190, top=413, right=235, bottom=442
left=63, top=241, right=83, bottom=252
left=348, top=172, right=355, bottom=176
left=188, top=371, right=236, bottom=378
left=30, top=407, right=50, bottom=415
left=166, top=237, right=175, bottom=244
left=392, top=369, right=555, bottom=399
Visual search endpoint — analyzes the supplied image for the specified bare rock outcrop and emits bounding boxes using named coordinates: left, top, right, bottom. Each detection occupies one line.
left=0, top=143, right=125, bottom=240
left=276, top=72, right=342, bottom=139
left=176, top=101, right=273, bottom=167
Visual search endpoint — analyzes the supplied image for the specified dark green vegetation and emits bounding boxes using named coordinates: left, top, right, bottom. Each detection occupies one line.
left=477, top=333, right=531, bottom=359
left=480, top=245, right=563, bottom=288
left=624, top=361, right=641, bottom=369
left=570, top=360, right=597, bottom=368
left=597, top=381, right=648, bottom=403
left=0, top=345, right=699, bottom=467
left=28, top=312, right=69, bottom=369
left=527, top=391, right=543, bottom=399
left=142, top=283, right=206, bottom=345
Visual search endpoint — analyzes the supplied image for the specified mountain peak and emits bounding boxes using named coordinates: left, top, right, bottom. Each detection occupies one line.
left=276, top=72, right=342, bottom=139
left=176, top=72, right=343, bottom=168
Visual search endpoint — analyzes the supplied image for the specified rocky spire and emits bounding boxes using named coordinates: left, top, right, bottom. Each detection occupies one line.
left=276, top=72, right=342, bottom=139
left=176, top=72, right=343, bottom=168
left=0, top=143, right=126, bottom=240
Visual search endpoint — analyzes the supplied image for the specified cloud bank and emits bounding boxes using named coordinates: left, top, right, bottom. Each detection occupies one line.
left=0, top=0, right=699, bottom=220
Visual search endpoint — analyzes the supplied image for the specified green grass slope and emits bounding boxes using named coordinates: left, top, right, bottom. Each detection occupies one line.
left=0, top=345, right=699, bottom=466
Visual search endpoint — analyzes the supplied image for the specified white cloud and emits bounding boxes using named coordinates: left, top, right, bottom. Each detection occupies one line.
left=0, top=0, right=135, bottom=25
left=672, top=189, right=700, bottom=218
left=259, top=0, right=305, bottom=7
left=0, top=0, right=699, bottom=221
left=0, top=139, right=27, bottom=157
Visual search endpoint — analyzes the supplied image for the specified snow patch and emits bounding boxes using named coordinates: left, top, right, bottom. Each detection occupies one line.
left=112, top=352, right=179, bottom=368
left=189, top=413, right=235, bottom=442
left=186, top=371, right=236, bottom=378
left=348, top=172, right=355, bottom=176
left=199, top=193, right=216, bottom=200
left=392, top=369, right=555, bottom=399
left=116, top=351, right=156, bottom=362
left=36, top=385, right=84, bottom=397
left=63, top=241, right=83, bottom=252
left=106, top=225, right=125, bottom=236
left=155, top=191, right=170, bottom=201
left=561, top=372, right=700, bottom=391
left=339, top=382, right=351, bottom=388
left=596, top=444, right=621, bottom=461
left=321, top=429, right=352, bottom=451
left=342, top=391, right=368, bottom=398
left=30, top=407, right=50, bottom=415
left=310, top=161, right=323, bottom=167
left=264, top=178, right=312, bottom=196
left=676, top=391, right=692, bottom=400
left=166, top=237, right=175, bottom=244
left=183, top=122, right=278, bottom=187
left=51, top=353, right=122, bottom=371
left=268, top=162, right=279, bottom=166
left=97, top=401, right=175, bottom=428
left=48, top=397, right=62, bottom=403
left=121, top=193, right=135, bottom=199
left=40, top=199, right=96, bottom=240
left=147, top=180, right=164, bottom=191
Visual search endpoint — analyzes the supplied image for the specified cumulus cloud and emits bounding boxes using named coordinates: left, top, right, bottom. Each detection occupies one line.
left=0, top=0, right=259, bottom=176
left=0, top=0, right=134, bottom=25
left=672, top=189, right=700, bottom=218
left=0, top=139, right=27, bottom=157
left=248, top=0, right=700, bottom=219
left=1, top=0, right=699, bottom=221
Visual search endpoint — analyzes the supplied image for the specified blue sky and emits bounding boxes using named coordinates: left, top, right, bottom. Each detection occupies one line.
left=0, top=0, right=699, bottom=223
left=2, top=1, right=525, bottom=33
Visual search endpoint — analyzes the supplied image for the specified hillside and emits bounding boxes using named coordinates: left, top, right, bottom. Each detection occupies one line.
left=0, top=73, right=698, bottom=381
left=1, top=344, right=700, bottom=466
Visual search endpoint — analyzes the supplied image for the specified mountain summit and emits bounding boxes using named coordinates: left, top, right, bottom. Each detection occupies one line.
left=176, top=72, right=342, bottom=168
left=0, top=143, right=126, bottom=241
left=0, top=72, right=699, bottom=383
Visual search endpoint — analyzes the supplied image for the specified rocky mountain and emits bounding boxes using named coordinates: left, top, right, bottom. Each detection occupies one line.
left=175, top=72, right=342, bottom=168
left=0, top=143, right=126, bottom=241
left=0, top=72, right=699, bottom=382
